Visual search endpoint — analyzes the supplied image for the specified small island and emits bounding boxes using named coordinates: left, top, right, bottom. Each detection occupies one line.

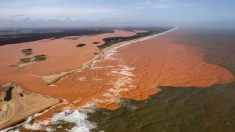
left=18, top=48, right=47, bottom=67
left=21, top=48, right=33, bottom=56
left=34, top=54, right=47, bottom=61
left=76, top=43, right=86, bottom=47
left=92, top=42, right=100, bottom=44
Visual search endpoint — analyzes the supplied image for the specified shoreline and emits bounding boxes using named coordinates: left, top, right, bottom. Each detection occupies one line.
left=0, top=84, right=60, bottom=131
left=1, top=27, right=177, bottom=131
left=1, top=99, right=67, bottom=132
left=43, top=27, right=177, bottom=85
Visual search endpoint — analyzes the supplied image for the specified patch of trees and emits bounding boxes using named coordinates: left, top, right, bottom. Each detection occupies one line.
left=0, top=28, right=114, bottom=46
left=76, top=44, right=86, bottom=47
left=97, top=28, right=171, bottom=50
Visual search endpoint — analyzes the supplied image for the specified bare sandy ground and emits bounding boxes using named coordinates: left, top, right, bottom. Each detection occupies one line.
left=0, top=83, right=59, bottom=130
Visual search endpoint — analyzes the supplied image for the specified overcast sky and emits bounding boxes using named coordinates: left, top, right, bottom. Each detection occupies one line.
left=0, top=0, right=234, bottom=28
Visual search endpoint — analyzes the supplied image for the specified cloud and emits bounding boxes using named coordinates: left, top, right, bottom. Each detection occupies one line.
left=1, top=7, right=113, bottom=16
left=0, top=0, right=232, bottom=28
left=11, top=14, right=30, bottom=21
left=152, top=4, right=172, bottom=9
left=12, top=14, right=26, bottom=17
left=124, top=1, right=202, bottom=10
left=122, top=1, right=152, bottom=9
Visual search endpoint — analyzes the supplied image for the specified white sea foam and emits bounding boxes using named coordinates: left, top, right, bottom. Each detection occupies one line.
left=101, top=27, right=177, bottom=61
left=98, top=64, right=135, bottom=105
left=51, top=109, right=96, bottom=132
left=77, top=76, right=86, bottom=81
left=23, top=120, right=50, bottom=131
left=13, top=103, right=97, bottom=132
left=92, top=65, right=114, bottom=69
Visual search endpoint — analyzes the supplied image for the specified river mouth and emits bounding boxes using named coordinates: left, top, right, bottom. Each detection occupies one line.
left=87, top=28, right=235, bottom=132
left=1, top=28, right=172, bottom=131
left=2, top=28, right=235, bottom=132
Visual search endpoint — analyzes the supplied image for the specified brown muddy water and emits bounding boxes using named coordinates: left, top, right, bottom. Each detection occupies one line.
left=89, top=28, right=235, bottom=132
left=3, top=28, right=235, bottom=132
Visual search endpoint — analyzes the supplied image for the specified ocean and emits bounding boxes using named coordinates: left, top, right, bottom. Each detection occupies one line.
left=89, top=28, right=235, bottom=132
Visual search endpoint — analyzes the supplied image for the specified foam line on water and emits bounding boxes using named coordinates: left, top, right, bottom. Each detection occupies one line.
left=10, top=102, right=97, bottom=132
left=101, top=27, right=177, bottom=61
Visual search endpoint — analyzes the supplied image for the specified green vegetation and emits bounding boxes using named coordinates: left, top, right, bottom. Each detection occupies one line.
left=97, top=28, right=170, bottom=50
left=92, top=42, right=100, bottom=44
left=0, top=29, right=113, bottom=46
left=76, top=43, right=86, bottom=47
left=20, top=58, right=31, bottom=63
left=18, top=54, right=47, bottom=66
left=19, top=93, right=24, bottom=97
left=21, top=48, right=33, bottom=55
left=34, top=54, right=47, bottom=61
left=4, top=86, right=14, bottom=101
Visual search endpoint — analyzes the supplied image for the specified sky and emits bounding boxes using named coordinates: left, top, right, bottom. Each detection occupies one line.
left=0, top=0, right=234, bottom=28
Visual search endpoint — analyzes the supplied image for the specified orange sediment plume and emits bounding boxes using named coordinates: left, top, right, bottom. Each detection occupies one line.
left=42, top=34, right=234, bottom=111
left=0, top=30, right=136, bottom=95
left=1, top=29, right=234, bottom=110
left=117, top=37, right=234, bottom=88
left=0, top=29, right=234, bottom=130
